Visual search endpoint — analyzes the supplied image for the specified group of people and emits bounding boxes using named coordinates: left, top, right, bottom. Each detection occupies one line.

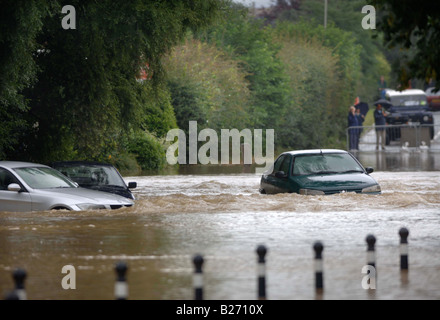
left=348, top=102, right=388, bottom=151
left=347, top=105, right=365, bottom=151
left=347, top=76, right=390, bottom=151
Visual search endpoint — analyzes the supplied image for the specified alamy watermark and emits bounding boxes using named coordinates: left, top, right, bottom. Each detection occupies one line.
left=361, top=265, right=376, bottom=289
left=166, top=121, right=274, bottom=174
left=61, top=4, right=377, bottom=31
left=61, top=265, right=76, bottom=290
left=61, top=5, right=76, bottom=30
left=361, top=5, right=376, bottom=30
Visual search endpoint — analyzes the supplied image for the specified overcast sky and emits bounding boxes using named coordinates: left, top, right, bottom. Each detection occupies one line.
left=234, top=0, right=274, bottom=8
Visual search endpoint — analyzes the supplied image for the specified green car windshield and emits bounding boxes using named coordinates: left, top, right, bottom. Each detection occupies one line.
left=293, top=153, right=364, bottom=176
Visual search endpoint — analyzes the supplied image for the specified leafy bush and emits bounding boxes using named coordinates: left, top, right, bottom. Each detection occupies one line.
left=163, top=38, right=251, bottom=132
left=128, top=130, right=167, bottom=171
left=276, top=36, right=346, bottom=149
left=198, top=5, right=291, bottom=131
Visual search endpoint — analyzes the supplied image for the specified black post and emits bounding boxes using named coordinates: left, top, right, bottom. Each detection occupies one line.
left=114, top=261, right=128, bottom=300
left=366, top=234, right=376, bottom=268
left=256, top=245, right=267, bottom=300
left=12, top=268, right=27, bottom=300
left=399, top=228, right=409, bottom=271
left=313, top=241, right=324, bottom=292
left=193, top=255, right=204, bottom=300
left=365, top=234, right=377, bottom=291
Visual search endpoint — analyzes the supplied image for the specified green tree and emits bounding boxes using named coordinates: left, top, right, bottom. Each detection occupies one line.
left=197, top=3, right=291, bottom=133
left=164, top=38, right=251, bottom=132
left=2, top=0, right=225, bottom=166
left=0, top=0, right=49, bottom=159
left=274, top=20, right=362, bottom=114
left=258, top=0, right=391, bottom=102
left=276, top=36, right=346, bottom=149
left=371, top=0, right=440, bottom=88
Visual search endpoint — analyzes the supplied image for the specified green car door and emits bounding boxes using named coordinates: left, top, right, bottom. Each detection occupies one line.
left=264, top=154, right=294, bottom=194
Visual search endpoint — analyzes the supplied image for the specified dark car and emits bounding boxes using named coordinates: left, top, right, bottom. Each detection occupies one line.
left=383, top=89, right=434, bottom=144
left=51, top=161, right=137, bottom=200
left=426, top=87, right=440, bottom=111
left=259, top=149, right=381, bottom=195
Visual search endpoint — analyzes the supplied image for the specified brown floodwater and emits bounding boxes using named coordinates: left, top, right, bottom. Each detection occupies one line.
left=0, top=165, right=439, bottom=300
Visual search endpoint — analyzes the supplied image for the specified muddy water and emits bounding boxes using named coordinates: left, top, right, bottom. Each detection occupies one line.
left=0, top=170, right=439, bottom=300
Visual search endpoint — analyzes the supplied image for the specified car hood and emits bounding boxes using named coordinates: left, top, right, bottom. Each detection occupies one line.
left=33, top=187, right=134, bottom=205
left=294, top=173, right=377, bottom=191
left=86, top=185, right=134, bottom=200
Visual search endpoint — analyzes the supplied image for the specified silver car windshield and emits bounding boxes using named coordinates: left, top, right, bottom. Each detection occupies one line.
left=293, top=153, right=363, bottom=176
left=14, top=167, right=77, bottom=189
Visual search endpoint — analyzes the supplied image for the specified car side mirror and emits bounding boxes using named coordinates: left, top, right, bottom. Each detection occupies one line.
left=275, top=171, right=287, bottom=178
left=365, top=167, right=374, bottom=174
left=8, top=183, right=22, bottom=192
left=128, top=182, right=137, bottom=189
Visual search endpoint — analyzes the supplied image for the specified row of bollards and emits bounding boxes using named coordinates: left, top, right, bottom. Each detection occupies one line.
left=3, top=227, right=410, bottom=300
left=193, top=227, right=410, bottom=300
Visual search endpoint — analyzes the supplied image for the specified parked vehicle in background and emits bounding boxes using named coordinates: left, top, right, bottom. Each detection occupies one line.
left=383, top=89, right=434, bottom=144
left=425, top=87, right=440, bottom=111
left=0, top=161, right=134, bottom=212
left=51, top=161, right=137, bottom=200
left=259, top=149, right=381, bottom=195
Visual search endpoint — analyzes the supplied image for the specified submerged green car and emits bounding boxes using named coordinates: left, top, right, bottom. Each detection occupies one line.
left=259, top=149, right=381, bottom=195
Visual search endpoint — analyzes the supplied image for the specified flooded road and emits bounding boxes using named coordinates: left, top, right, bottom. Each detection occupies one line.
left=1, top=158, right=440, bottom=300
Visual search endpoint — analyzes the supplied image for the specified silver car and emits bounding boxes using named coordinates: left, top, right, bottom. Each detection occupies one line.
left=0, top=161, right=134, bottom=212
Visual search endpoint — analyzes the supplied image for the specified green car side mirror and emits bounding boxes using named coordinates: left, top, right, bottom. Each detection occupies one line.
left=275, top=171, right=287, bottom=178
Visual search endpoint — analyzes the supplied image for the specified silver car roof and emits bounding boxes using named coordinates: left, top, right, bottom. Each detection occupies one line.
left=0, top=161, right=49, bottom=169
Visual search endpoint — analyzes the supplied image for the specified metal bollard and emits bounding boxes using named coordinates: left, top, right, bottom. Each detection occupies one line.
left=366, top=234, right=376, bottom=268
left=365, top=234, right=377, bottom=291
left=313, top=241, right=324, bottom=292
left=12, top=268, right=27, bottom=300
left=193, top=254, right=204, bottom=300
left=399, top=228, right=409, bottom=271
left=256, top=245, right=267, bottom=300
left=114, top=261, right=128, bottom=300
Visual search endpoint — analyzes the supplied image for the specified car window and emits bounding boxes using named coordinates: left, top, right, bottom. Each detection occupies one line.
left=280, top=155, right=291, bottom=175
left=0, top=168, right=19, bottom=191
left=273, top=155, right=286, bottom=173
left=14, top=167, right=77, bottom=189
left=292, top=153, right=363, bottom=175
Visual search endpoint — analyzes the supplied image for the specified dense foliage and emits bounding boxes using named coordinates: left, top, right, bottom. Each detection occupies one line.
left=371, top=0, right=440, bottom=89
left=3, top=0, right=426, bottom=172
left=0, top=0, right=223, bottom=171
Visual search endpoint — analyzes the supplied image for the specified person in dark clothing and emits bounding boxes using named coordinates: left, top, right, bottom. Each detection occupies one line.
left=374, top=104, right=388, bottom=150
left=348, top=106, right=359, bottom=150
left=355, top=108, right=365, bottom=149
left=377, top=75, right=387, bottom=99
